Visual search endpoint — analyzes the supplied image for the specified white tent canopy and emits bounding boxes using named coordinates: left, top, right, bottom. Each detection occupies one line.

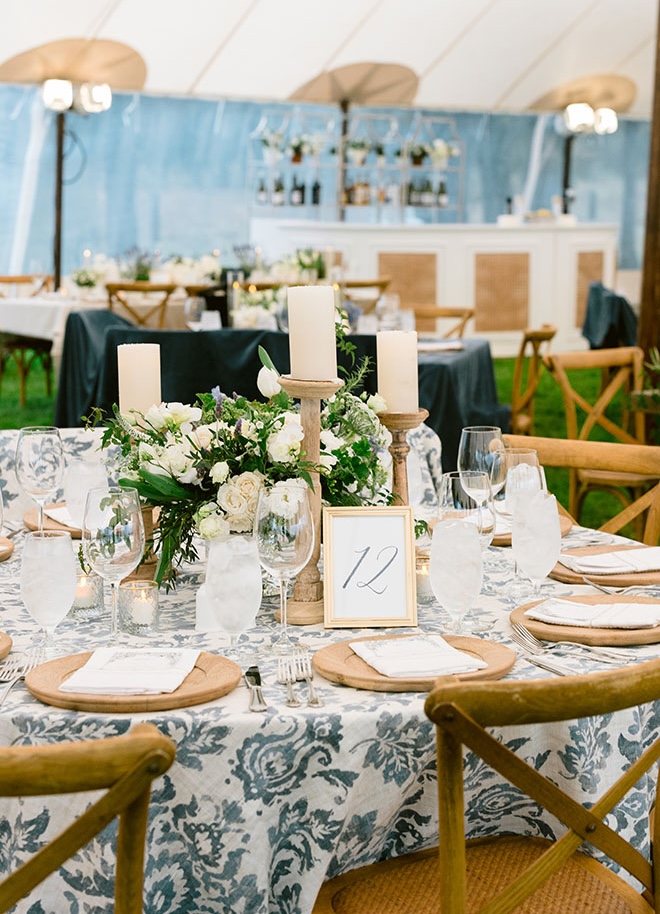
left=0, top=0, right=657, bottom=117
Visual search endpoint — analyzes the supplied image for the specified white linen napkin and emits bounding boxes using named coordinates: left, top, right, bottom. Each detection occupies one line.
left=525, top=597, right=660, bottom=629
left=417, top=340, right=464, bottom=353
left=349, top=634, right=487, bottom=678
left=59, top=647, right=201, bottom=694
left=44, top=505, right=79, bottom=529
left=558, top=547, right=660, bottom=575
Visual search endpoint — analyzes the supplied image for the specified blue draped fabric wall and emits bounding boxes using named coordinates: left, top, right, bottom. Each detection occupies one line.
left=0, top=84, right=650, bottom=276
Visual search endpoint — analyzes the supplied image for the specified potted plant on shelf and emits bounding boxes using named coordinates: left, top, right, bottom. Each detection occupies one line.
left=260, top=129, right=284, bottom=166
left=373, top=143, right=386, bottom=167
left=409, top=143, right=430, bottom=166
left=286, top=135, right=309, bottom=164
left=345, top=139, right=370, bottom=166
left=428, top=137, right=461, bottom=170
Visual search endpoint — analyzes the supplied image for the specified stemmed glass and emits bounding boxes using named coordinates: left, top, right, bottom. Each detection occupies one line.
left=15, top=426, right=65, bottom=532
left=184, top=295, right=207, bottom=330
left=441, top=470, right=495, bottom=550
left=512, top=491, right=562, bottom=596
left=203, top=532, right=263, bottom=658
left=457, top=426, right=503, bottom=558
left=82, top=486, right=145, bottom=641
left=20, top=530, right=77, bottom=656
left=429, top=513, right=483, bottom=635
left=254, top=481, right=314, bottom=655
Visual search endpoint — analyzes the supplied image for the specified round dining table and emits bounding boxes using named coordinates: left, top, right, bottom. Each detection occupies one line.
left=1, top=433, right=659, bottom=914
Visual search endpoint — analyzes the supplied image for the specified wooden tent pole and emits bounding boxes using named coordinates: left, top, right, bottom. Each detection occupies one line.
left=639, top=2, right=660, bottom=356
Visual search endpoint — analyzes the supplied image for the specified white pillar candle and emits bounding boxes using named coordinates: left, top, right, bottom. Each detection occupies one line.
left=287, top=285, right=337, bottom=380
left=118, top=343, right=161, bottom=416
left=377, top=330, right=419, bottom=412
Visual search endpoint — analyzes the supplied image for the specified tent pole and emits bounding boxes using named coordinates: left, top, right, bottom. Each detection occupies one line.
left=53, top=111, right=64, bottom=290
left=561, top=134, right=575, bottom=214
left=339, top=98, right=349, bottom=222
left=639, top=1, right=660, bottom=356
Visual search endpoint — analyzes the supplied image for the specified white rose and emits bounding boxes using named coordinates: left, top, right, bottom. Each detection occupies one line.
left=192, top=424, right=215, bottom=449
left=163, top=442, right=198, bottom=485
left=144, top=404, right=167, bottom=429
left=257, top=365, right=281, bottom=398
left=367, top=392, right=388, bottom=414
left=197, top=512, right=230, bottom=540
left=210, top=461, right=230, bottom=484
left=217, top=471, right=263, bottom=532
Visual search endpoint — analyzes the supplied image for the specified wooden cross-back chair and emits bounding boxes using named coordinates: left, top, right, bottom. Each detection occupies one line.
left=314, top=657, right=660, bottom=914
left=106, top=282, right=178, bottom=329
left=0, top=274, right=55, bottom=406
left=0, top=723, right=175, bottom=914
left=339, top=277, right=391, bottom=313
left=542, top=346, right=656, bottom=523
left=510, top=324, right=557, bottom=436
left=411, top=305, right=475, bottom=338
left=504, top=434, right=660, bottom=544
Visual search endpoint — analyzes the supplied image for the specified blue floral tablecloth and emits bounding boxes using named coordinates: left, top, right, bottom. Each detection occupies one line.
left=1, top=430, right=659, bottom=914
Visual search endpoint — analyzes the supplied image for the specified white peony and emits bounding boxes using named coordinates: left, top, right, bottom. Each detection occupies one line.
left=217, top=471, right=263, bottom=532
left=257, top=365, right=281, bottom=398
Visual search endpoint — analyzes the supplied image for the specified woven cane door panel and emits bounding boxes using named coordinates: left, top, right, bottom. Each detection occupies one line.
left=576, top=251, right=604, bottom=327
left=474, top=253, right=529, bottom=332
left=377, top=253, right=437, bottom=317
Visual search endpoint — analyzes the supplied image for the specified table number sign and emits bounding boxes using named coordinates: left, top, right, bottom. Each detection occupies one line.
left=323, top=506, right=417, bottom=628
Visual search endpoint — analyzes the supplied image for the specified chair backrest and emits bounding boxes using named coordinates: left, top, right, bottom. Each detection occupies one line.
left=0, top=722, right=175, bottom=914
left=425, top=657, right=660, bottom=914
left=106, top=282, right=178, bottom=329
left=411, top=305, right=474, bottom=338
left=504, top=433, right=660, bottom=543
left=339, top=277, right=391, bottom=314
left=543, top=346, right=646, bottom=445
left=0, top=275, right=53, bottom=297
left=510, top=323, right=557, bottom=435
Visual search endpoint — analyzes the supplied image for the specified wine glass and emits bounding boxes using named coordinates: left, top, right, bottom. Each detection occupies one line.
left=512, top=491, right=562, bottom=596
left=203, top=533, right=263, bottom=658
left=82, top=486, right=145, bottom=641
left=440, top=471, right=495, bottom=550
left=184, top=295, right=207, bottom=330
left=429, top=515, right=483, bottom=635
left=20, top=530, right=77, bottom=655
left=254, top=481, right=314, bottom=655
left=15, top=426, right=65, bottom=532
left=457, top=426, right=505, bottom=481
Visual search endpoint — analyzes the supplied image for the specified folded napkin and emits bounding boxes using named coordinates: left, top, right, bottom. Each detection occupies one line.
left=558, top=547, right=660, bottom=575
left=44, top=505, right=79, bottom=529
left=59, top=647, right=200, bottom=694
left=525, top=597, right=660, bottom=629
left=349, top=634, right=487, bottom=678
left=417, top=340, right=464, bottom=353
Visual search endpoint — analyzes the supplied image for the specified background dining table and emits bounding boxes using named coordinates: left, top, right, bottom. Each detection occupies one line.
left=0, top=428, right=658, bottom=914
left=54, top=311, right=510, bottom=470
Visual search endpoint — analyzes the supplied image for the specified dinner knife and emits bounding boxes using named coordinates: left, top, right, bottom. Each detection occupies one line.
left=244, top=666, right=268, bottom=712
left=519, top=653, right=572, bottom=677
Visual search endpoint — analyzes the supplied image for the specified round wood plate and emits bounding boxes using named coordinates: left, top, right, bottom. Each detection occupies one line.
left=549, top=544, right=660, bottom=587
left=492, top=511, right=572, bottom=547
left=0, top=631, right=12, bottom=660
left=0, top=536, right=14, bottom=563
left=24, top=503, right=81, bottom=538
left=312, top=634, right=516, bottom=692
left=511, top=597, right=660, bottom=646
left=25, top=650, right=242, bottom=712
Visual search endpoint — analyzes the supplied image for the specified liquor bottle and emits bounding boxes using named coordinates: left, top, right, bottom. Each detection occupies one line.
left=256, top=177, right=268, bottom=205
left=311, top=179, right=321, bottom=206
left=421, top=179, right=435, bottom=207
left=271, top=175, right=285, bottom=206
left=437, top=180, right=449, bottom=208
left=290, top=176, right=304, bottom=206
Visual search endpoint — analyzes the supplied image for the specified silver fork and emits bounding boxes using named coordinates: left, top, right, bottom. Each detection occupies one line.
left=511, top=621, right=636, bottom=663
left=293, top=651, right=324, bottom=708
left=0, top=647, right=45, bottom=705
left=581, top=576, right=660, bottom=597
left=277, top=657, right=302, bottom=708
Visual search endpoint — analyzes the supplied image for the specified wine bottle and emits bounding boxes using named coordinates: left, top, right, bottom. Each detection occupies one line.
left=290, top=176, right=303, bottom=206
left=437, top=180, right=449, bottom=208
left=256, top=177, right=268, bottom=205
left=271, top=175, right=285, bottom=206
left=311, top=179, right=321, bottom=205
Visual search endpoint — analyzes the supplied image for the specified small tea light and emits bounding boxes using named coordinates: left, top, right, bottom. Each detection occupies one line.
left=118, top=580, right=159, bottom=635
left=415, top=553, right=435, bottom=604
left=71, top=572, right=104, bottom=621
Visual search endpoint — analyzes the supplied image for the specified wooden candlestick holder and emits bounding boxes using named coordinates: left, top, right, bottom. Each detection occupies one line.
left=379, top=409, right=429, bottom=506
left=127, top=504, right=159, bottom=582
left=278, top=375, right=344, bottom=625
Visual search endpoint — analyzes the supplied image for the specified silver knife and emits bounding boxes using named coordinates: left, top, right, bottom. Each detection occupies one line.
left=520, top=652, right=572, bottom=677
left=244, top=666, right=268, bottom=712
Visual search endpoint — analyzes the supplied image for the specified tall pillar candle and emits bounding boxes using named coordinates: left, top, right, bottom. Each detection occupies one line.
left=287, top=285, right=337, bottom=380
left=377, top=330, right=419, bottom=412
left=118, top=343, right=162, bottom=416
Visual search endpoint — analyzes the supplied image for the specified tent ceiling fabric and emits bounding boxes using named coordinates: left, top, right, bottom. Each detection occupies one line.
left=0, top=0, right=657, bottom=117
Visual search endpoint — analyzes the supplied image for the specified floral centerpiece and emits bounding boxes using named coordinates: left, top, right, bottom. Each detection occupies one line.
left=231, top=287, right=283, bottom=329
left=121, top=247, right=153, bottom=281
left=90, top=350, right=392, bottom=588
left=296, top=248, right=326, bottom=280
left=70, top=254, right=117, bottom=289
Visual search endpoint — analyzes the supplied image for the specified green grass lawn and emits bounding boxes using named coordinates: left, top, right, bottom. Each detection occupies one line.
left=0, top=350, right=635, bottom=531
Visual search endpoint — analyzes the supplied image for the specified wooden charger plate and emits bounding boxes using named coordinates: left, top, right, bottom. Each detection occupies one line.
left=511, top=597, right=660, bottom=646
left=25, top=650, right=242, bottom=713
left=492, top=512, right=572, bottom=547
left=313, top=633, right=516, bottom=692
left=0, top=536, right=14, bottom=563
left=24, top=503, right=81, bottom=538
left=549, top=544, right=660, bottom=588
left=0, top=631, right=12, bottom=661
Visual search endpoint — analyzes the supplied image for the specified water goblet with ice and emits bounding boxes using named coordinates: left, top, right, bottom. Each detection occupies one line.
left=20, top=530, right=77, bottom=656
left=512, top=491, right=562, bottom=596
left=202, top=532, right=263, bottom=658
left=429, top=518, right=483, bottom=635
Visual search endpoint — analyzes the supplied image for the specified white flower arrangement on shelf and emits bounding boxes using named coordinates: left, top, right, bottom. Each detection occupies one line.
left=286, top=135, right=312, bottom=160
left=428, top=137, right=461, bottom=168
left=260, top=129, right=284, bottom=165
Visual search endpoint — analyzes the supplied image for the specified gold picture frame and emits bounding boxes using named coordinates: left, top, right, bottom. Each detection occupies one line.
left=323, top=506, right=417, bottom=628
